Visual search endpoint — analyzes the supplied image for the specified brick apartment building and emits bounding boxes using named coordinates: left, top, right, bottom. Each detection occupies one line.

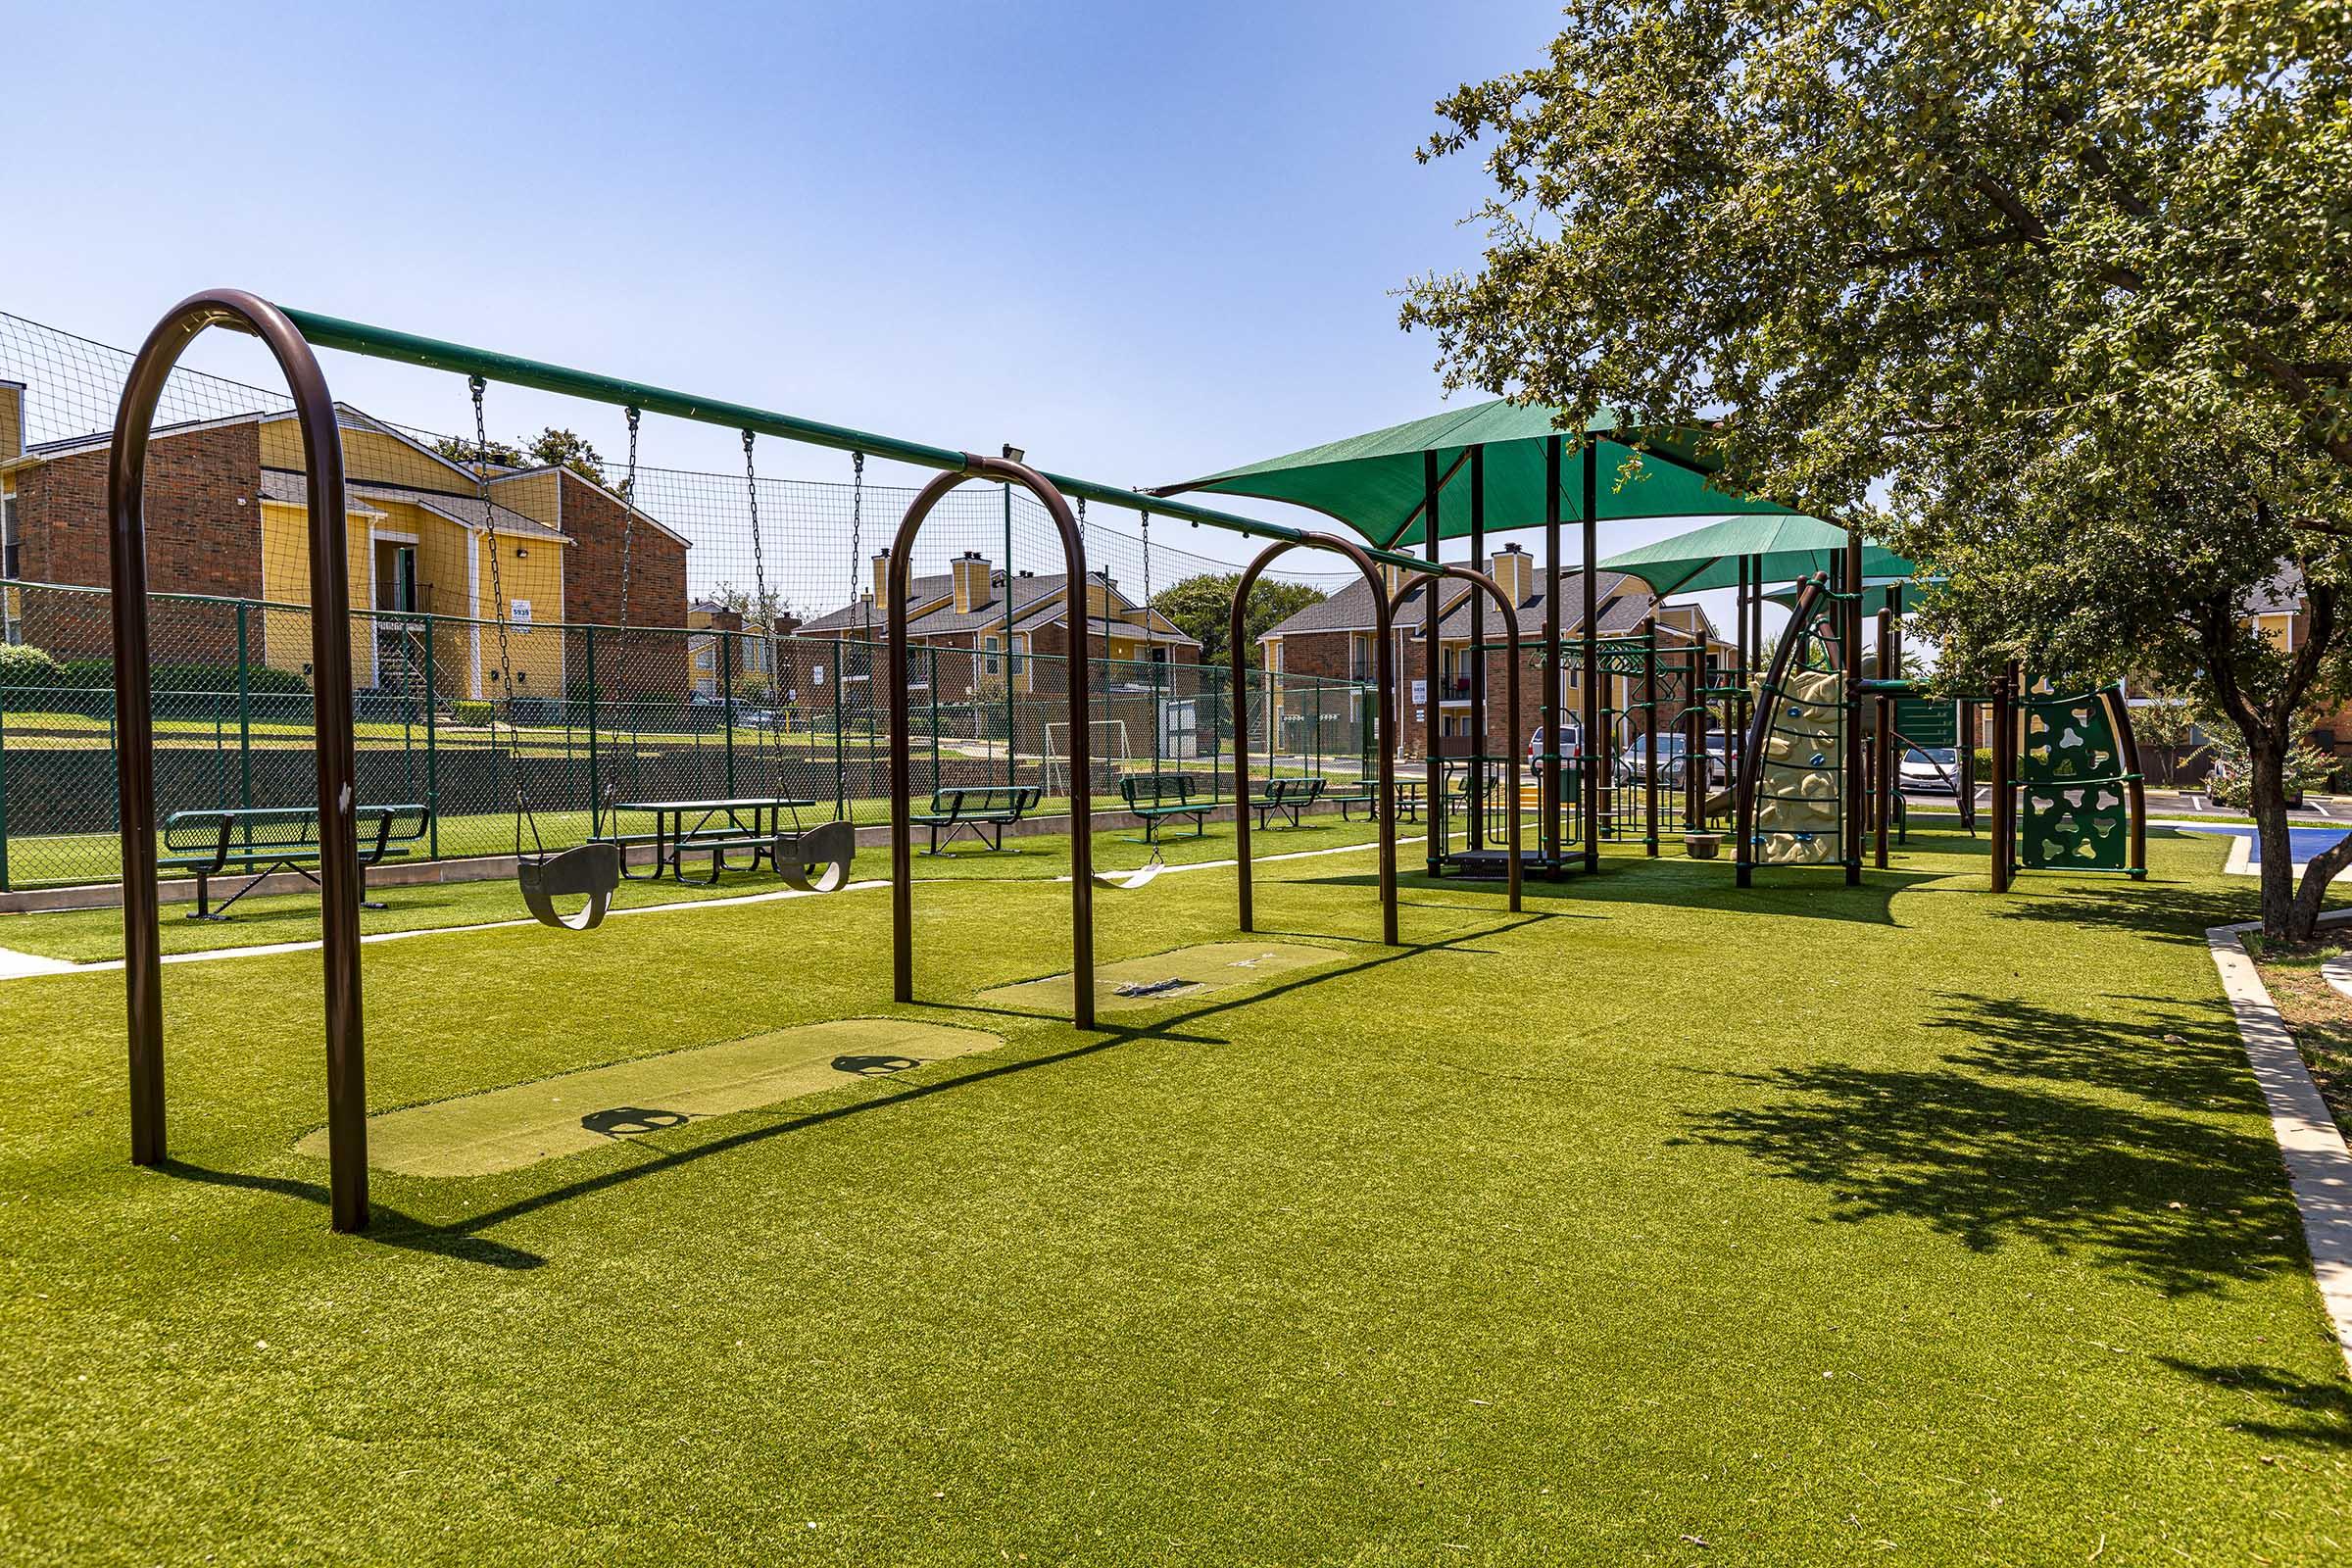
left=0, top=390, right=688, bottom=698
left=1259, top=543, right=1737, bottom=762
left=774, top=548, right=1201, bottom=710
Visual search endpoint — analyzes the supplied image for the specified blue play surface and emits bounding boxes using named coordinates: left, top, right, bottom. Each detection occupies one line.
left=2178, top=823, right=2352, bottom=865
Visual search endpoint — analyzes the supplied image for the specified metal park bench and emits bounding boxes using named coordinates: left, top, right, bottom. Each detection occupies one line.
left=158, top=803, right=430, bottom=919
left=911, top=785, right=1042, bottom=854
left=1250, top=775, right=1328, bottom=828
left=1118, top=773, right=1212, bottom=844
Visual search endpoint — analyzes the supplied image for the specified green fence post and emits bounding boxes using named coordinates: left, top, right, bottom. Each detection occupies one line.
left=422, top=614, right=439, bottom=859
left=831, top=642, right=845, bottom=815
left=235, top=600, right=253, bottom=814
left=928, top=645, right=940, bottom=797
left=722, top=633, right=737, bottom=799
left=0, top=679, right=11, bottom=892
left=584, top=623, right=600, bottom=836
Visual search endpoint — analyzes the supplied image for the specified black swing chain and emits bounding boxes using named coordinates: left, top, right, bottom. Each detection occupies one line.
left=471, top=375, right=543, bottom=857
left=615, top=406, right=640, bottom=630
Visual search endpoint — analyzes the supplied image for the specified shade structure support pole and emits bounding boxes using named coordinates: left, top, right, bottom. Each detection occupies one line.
left=1542, top=435, right=1563, bottom=873
left=1238, top=535, right=1401, bottom=944
left=109, top=288, right=368, bottom=1232
left=1642, top=614, right=1659, bottom=856
left=1423, top=450, right=1444, bottom=877
left=1842, top=531, right=1865, bottom=886
left=1990, top=663, right=2016, bottom=892
left=892, top=458, right=1095, bottom=1029
left=1874, top=607, right=1895, bottom=868
left=1581, top=436, right=1600, bottom=875
left=1467, top=447, right=1487, bottom=854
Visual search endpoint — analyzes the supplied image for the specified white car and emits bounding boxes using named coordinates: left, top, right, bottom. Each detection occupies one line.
left=1897, top=745, right=1961, bottom=794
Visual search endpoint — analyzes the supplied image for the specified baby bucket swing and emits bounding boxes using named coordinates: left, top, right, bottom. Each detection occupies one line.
left=740, top=429, right=856, bottom=894
left=469, top=376, right=622, bottom=930
left=1088, top=504, right=1166, bottom=893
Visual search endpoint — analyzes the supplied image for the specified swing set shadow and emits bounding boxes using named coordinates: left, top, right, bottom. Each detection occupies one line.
left=152, top=911, right=1547, bottom=1268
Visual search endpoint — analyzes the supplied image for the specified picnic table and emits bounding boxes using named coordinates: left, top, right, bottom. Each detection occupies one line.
left=911, top=784, right=1041, bottom=854
left=159, top=803, right=430, bottom=919
left=1328, top=779, right=1423, bottom=823
left=601, top=796, right=816, bottom=885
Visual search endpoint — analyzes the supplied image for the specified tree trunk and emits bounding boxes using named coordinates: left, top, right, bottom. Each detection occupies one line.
left=2291, top=802, right=2352, bottom=941
left=2248, top=738, right=2298, bottom=940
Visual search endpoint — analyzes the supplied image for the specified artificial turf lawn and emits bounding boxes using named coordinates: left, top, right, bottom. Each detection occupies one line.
left=0, top=815, right=1402, bottom=964
left=2, top=823, right=2347, bottom=1563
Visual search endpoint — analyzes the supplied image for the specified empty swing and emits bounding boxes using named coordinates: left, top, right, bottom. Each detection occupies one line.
left=740, top=430, right=857, bottom=894
left=468, top=376, right=621, bottom=930
left=1090, top=506, right=1167, bottom=893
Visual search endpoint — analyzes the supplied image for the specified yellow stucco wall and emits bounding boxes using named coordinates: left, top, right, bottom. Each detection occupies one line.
left=473, top=529, right=566, bottom=700
left=485, top=469, right=560, bottom=530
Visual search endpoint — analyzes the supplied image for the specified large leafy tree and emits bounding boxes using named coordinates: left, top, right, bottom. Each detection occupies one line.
left=1154, top=572, right=1327, bottom=669
left=1403, top=0, right=2352, bottom=935
left=434, top=426, right=608, bottom=486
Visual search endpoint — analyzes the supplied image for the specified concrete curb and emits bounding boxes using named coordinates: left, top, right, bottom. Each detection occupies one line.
left=2206, top=916, right=2352, bottom=1373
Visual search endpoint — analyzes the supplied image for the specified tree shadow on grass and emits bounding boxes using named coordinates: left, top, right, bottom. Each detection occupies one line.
left=1995, top=878, right=2258, bottom=949
left=2154, top=1358, right=2352, bottom=1449
left=157, top=916, right=1544, bottom=1265
left=1680, top=991, right=2306, bottom=1298
left=1306, top=861, right=1945, bottom=926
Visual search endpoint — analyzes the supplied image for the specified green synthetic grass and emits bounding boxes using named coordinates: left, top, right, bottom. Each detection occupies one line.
left=1, top=771, right=1362, bottom=888
left=0, top=816, right=1399, bottom=964
left=2, top=825, right=2347, bottom=1563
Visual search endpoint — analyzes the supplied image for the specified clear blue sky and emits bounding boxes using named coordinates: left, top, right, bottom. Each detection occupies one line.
left=5, top=0, right=1767, bottom=629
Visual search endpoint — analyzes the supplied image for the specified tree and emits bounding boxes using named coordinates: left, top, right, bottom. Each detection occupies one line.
left=707, top=580, right=796, bottom=631
left=1153, top=572, right=1327, bottom=669
left=1402, top=0, right=2352, bottom=936
left=433, top=426, right=608, bottom=486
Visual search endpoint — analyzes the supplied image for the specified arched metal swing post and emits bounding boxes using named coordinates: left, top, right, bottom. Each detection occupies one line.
left=109, top=288, right=369, bottom=1232
left=887, top=459, right=1098, bottom=1028
left=1382, top=564, right=1525, bottom=911
left=1233, top=533, right=1400, bottom=945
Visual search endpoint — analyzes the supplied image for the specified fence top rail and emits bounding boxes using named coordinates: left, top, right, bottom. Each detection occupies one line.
left=272, top=305, right=1435, bottom=577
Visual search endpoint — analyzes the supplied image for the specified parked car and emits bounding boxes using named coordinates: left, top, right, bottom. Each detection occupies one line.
left=1618, top=732, right=1730, bottom=790
left=1897, top=744, right=1961, bottom=795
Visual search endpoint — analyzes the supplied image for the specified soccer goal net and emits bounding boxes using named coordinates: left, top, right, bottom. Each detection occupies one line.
left=1042, top=719, right=1132, bottom=795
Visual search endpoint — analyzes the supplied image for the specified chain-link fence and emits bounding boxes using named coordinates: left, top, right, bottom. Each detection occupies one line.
left=0, top=580, right=1376, bottom=889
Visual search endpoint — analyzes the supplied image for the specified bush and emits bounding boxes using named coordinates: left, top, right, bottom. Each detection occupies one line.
left=39, top=658, right=309, bottom=696
left=452, top=700, right=493, bottom=725
left=0, top=643, right=64, bottom=689
left=1972, top=746, right=1993, bottom=781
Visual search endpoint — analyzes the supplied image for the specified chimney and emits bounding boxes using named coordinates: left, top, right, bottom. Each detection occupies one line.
left=952, top=552, right=991, bottom=614
left=1491, top=543, right=1533, bottom=606
left=0, top=380, right=22, bottom=461
left=871, top=549, right=892, bottom=608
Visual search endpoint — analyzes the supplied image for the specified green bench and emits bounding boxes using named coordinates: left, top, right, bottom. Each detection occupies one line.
left=159, top=803, right=430, bottom=920
left=1251, top=775, right=1328, bottom=828
left=1119, top=773, right=1212, bottom=843
left=912, top=784, right=1042, bottom=854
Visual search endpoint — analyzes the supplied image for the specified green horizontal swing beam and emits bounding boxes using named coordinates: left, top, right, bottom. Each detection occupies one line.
left=278, top=306, right=1437, bottom=577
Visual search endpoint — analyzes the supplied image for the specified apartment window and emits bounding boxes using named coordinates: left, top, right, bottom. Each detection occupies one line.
left=1, top=492, right=17, bottom=580
left=1007, top=634, right=1027, bottom=680
left=982, top=634, right=1002, bottom=676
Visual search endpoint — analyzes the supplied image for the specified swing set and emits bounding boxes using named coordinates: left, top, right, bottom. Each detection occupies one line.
left=105, top=287, right=1442, bottom=1232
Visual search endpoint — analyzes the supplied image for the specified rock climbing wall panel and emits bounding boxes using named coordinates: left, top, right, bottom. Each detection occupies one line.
left=1753, top=666, right=1844, bottom=866
left=2018, top=680, right=2131, bottom=871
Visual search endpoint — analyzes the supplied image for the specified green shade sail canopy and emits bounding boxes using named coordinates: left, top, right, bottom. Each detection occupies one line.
left=1152, top=400, right=1794, bottom=552
left=1766, top=577, right=1944, bottom=616
left=1596, top=514, right=1916, bottom=596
